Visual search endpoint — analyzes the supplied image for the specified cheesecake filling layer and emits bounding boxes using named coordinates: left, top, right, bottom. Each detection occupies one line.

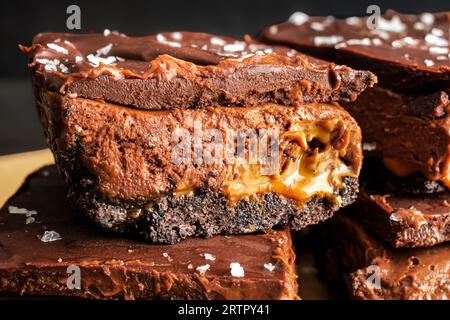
left=38, top=89, right=361, bottom=207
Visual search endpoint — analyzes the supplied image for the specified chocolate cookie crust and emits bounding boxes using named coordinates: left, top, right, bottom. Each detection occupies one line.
left=70, top=176, right=358, bottom=244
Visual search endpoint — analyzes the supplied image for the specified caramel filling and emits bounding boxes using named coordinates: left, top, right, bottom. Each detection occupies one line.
left=441, top=176, right=450, bottom=189
left=221, top=119, right=354, bottom=206
left=174, top=118, right=355, bottom=206
left=382, top=157, right=419, bottom=177
left=383, top=157, right=450, bottom=189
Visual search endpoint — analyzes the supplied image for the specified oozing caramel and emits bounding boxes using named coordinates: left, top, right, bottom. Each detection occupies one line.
left=221, top=119, right=355, bottom=206
left=383, top=157, right=450, bottom=189
left=382, top=157, right=419, bottom=177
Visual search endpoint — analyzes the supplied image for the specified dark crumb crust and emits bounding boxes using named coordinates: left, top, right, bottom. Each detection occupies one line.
left=69, top=177, right=358, bottom=244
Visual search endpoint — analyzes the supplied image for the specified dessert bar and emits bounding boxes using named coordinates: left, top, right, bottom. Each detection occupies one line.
left=22, top=32, right=373, bottom=243
left=0, top=166, right=299, bottom=300
left=261, top=10, right=450, bottom=94
left=321, top=214, right=450, bottom=300
left=344, top=87, right=450, bottom=191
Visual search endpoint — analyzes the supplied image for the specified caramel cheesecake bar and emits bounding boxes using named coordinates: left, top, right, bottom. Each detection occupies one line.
left=22, top=32, right=374, bottom=243
left=346, top=87, right=450, bottom=193
left=261, top=10, right=450, bottom=94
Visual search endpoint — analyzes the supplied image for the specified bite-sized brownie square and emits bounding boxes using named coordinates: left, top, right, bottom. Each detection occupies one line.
left=21, top=31, right=372, bottom=243
left=320, top=214, right=450, bottom=300
left=261, top=10, right=450, bottom=94
left=0, top=166, right=299, bottom=300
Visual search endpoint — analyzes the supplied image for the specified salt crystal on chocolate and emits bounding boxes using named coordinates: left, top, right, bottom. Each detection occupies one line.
left=264, top=263, right=275, bottom=272
left=40, top=230, right=62, bottom=242
left=314, top=35, right=343, bottom=46
left=210, top=36, right=226, bottom=46
left=203, top=253, right=216, bottom=261
left=196, top=264, right=210, bottom=275
left=224, top=42, right=246, bottom=52
left=96, top=43, right=113, bottom=56
left=47, top=43, right=69, bottom=55
left=230, top=262, right=245, bottom=277
left=377, top=15, right=406, bottom=33
left=420, top=12, right=435, bottom=25
left=289, top=12, right=309, bottom=26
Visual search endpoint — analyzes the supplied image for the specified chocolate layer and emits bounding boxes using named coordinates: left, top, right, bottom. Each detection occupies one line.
left=35, top=88, right=361, bottom=243
left=353, top=189, right=450, bottom=248
left=261, top=10, right=450, bottom=94
left=22, top=31, right=376, bottom=110
left=321, top=215, right=450, bottom=300
left=0, top=166, right=299, bottom=300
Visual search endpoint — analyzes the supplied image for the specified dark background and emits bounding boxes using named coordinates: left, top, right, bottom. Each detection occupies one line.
left=1, top=0, right=449, bottom=155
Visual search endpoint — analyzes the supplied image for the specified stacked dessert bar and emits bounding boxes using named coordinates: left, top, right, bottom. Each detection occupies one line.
left=0, top=31, right=374, bottom=299
left=262, top=10, right=450, bottom=299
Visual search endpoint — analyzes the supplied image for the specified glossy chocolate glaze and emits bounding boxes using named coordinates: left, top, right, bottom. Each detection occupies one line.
left=22, top=31, right=376, bottom=110
left=261, top=10, right=450, bottom=93
left=0, top=166, right=299, bottom=300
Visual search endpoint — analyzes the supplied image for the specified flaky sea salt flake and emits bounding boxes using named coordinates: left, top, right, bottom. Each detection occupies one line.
left=96, top=43, right=113, bottom=56
left=47, top=43, right=69, bottom=54
left=203, top=253, right=216, bottom=261
left=424, top=59, right=435, bottom=67
left=288, top=12, right=309, bottom=26
left=264, top=263, right=275, bottom=272
left=224, top=42, right=246, bottom=52
left=230, top=262, right=245, bottom=277
left=210, top=36, right=226, bottom=46
left=40, top=230, right=62, bottom=242
left=196, top=264, right=210, bottom=275
left=314, top=35, right=343, bottom=46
